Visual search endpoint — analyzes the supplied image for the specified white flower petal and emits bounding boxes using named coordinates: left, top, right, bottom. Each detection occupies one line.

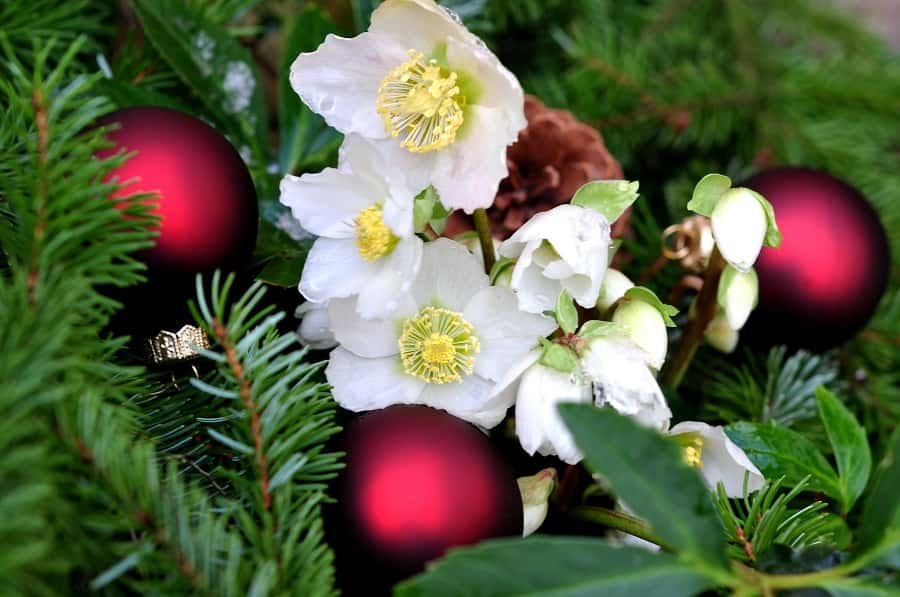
left=338, top=135, right=416, bottom=238
left=370, top=0, right=476, bottom=57
left=355, top=236, right=424, bottom=319
left=326, top=347, right=424, bottom=411
left=417, top=373, right=508, bottom=428
left=409, top=238, right=489, bottom=312
left=597, top=269, right=635, bottom=310
left=299, top=238, right=375, bottom=303
left=669, top=422, right=764, bottom=497
left=611, top=300, right=669, bottom=370
left=430, top=105, right=512, bottom=213
left=711, top=188, right=767, bottom=273
left=507, top=242, right=563, bottom=314
left=489, top=349, right=541, bottom=399
left=295, top=301, right=337, bottom=350
left=463, top=286, right=556, bottom=382
left=289, top=32, right=407, bottom=138
left=515, top=364, right=591, bottom=464
left=327, top=296, right=414, bottom=358
left=444, top=36, right=526, bottom=135
left=279, top=170, right=372, bottom=239
left=583, top=336, right=671, bottom=431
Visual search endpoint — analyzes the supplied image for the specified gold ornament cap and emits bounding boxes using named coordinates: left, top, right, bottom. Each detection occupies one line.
left=144, top=324, right=211, bottom=364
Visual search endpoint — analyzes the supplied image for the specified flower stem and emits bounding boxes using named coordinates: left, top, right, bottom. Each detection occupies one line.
left=472, top=208, right=496, bottom=275
left=568, top=505, right=674, bottom=551
left=659, top=246, right=726, bottom=389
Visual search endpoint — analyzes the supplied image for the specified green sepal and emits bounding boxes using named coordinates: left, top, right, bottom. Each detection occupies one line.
left=489, top=256, right=516, bottom=285
left=429, top=196, right=451, bottom=236
left=413, top=186, right=438, bottom=233
left=578, top=320, right=621, bottom=340
left=571, top=180, right=640, bottom=223
left=538, top=337, right=579, bottom=374
left=608, top=238, right=622, bottom=266
left=623, top=286, right=678, bottom=327
left=687, top=173, right=732, bottom=216
left=746, top=188, right=782, bottom=248
left=555, top=290, right=579, bottom=334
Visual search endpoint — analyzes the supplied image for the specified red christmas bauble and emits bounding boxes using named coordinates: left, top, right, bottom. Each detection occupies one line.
left=743, top=167, right=889, bottom=352
left=95, top=107, right=257, bottom=335
left=328, top=406, right=522, bottom=594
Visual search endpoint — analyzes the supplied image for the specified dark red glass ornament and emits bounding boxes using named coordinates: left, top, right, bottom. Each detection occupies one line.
left=327, top=405, right=522, bottom=594
left=95, top=107, right=257, bottom=335
left=743, top=167, right=889, bottom=352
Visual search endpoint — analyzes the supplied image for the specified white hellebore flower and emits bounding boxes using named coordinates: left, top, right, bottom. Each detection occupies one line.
left=669, top=421, right=764, bottom=497
left=611, top=299, right=668, bottom=370
left=295, top=301, right=337, bottom=350
left=280, top=135, right=422, bottom=319
left=710, top=188, right=768, bottom=273
left=515, top=362, right=592, bottom=465
left=325, top=239, right=555, bottom=428
left=499, top=204, right=611, bottom=314
left=596, top=268, right=634, bottom=311
left=582, top=336, right=672, bottom=431
left=289, top=0, right=525, bottom=213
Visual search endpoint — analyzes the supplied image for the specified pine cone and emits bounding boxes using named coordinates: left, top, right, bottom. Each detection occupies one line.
left=445, top=95, right=626, bottom=239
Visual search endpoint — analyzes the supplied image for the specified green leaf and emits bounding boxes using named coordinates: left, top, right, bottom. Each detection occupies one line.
left=558, top=405, right=729, bottom=568
left=746, top=189, right=782, bottom=248
left=816, top=387, right=871, bottom=511
left=820, top=578, right=900, bottom=597
left=555, top=289, right=578, bottom=334
left=623, top=286, right=678, bottom=327
left=132, top=0, right=268, bottom=165
left=394, top=537, right=719, bottom=597
left=538, top=338, right=579, bottom=374
left=854, top=427, right=900, bottom=568
left=571, top=180, right=640, bottom=223
left=252, top=219, right=311, bottom=287
left=279, top=6, right=342, bottom=174
left=578, top=320, right=621, bottom=340
left=687, top=173, right=731, bottom=216
left=726, top=422, right=843, bottom=505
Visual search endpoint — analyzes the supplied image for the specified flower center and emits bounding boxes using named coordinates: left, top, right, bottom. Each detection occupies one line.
left=376, top=50, right=465, bottom=153
left=675, top=432, right=705, bottom=468
left=399, top=306, right=480, bottom=384
left=354, top=205, right=398, bottom=262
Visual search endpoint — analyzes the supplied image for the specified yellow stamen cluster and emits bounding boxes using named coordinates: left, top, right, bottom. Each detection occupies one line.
left=678, top=433, right=706, bottom=468
left=376, top=50, right=465, bottom=153
left=354, top=205, right=398, bottom=262
left=399, top=306, right=480, bottom=384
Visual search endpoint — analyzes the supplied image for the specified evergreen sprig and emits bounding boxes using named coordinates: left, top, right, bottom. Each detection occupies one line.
left=189, top=272, right=343, bottom=596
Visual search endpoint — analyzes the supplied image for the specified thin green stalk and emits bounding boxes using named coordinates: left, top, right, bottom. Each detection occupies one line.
left=659, top=247, right=725, bottom=389
left=568, top=506, right=674, bottom=552
left=472, top=208, right=495, bottom=275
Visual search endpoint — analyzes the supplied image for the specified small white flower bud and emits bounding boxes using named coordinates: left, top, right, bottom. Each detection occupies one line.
left=720, top=266, right=758, bottom=330
left=596, top=269, right=634, bottom=311
left=710, top=188, right=767, bottom=273
left=518, top=468, right=557, bottom=537
left=705, top=309, right=739, bottom=353
left=611, top=300, right=668, bottom=369
left=296, top=301, right=337, bottom=350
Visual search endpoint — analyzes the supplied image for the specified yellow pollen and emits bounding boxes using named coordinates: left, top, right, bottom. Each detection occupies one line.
left=678, top=433, right=705, bottom=468
left=376, top=49, right=465, bottom=153
left=399, top=307, right=480, bottom=384
left=354, top=205, right=397, bottom=262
